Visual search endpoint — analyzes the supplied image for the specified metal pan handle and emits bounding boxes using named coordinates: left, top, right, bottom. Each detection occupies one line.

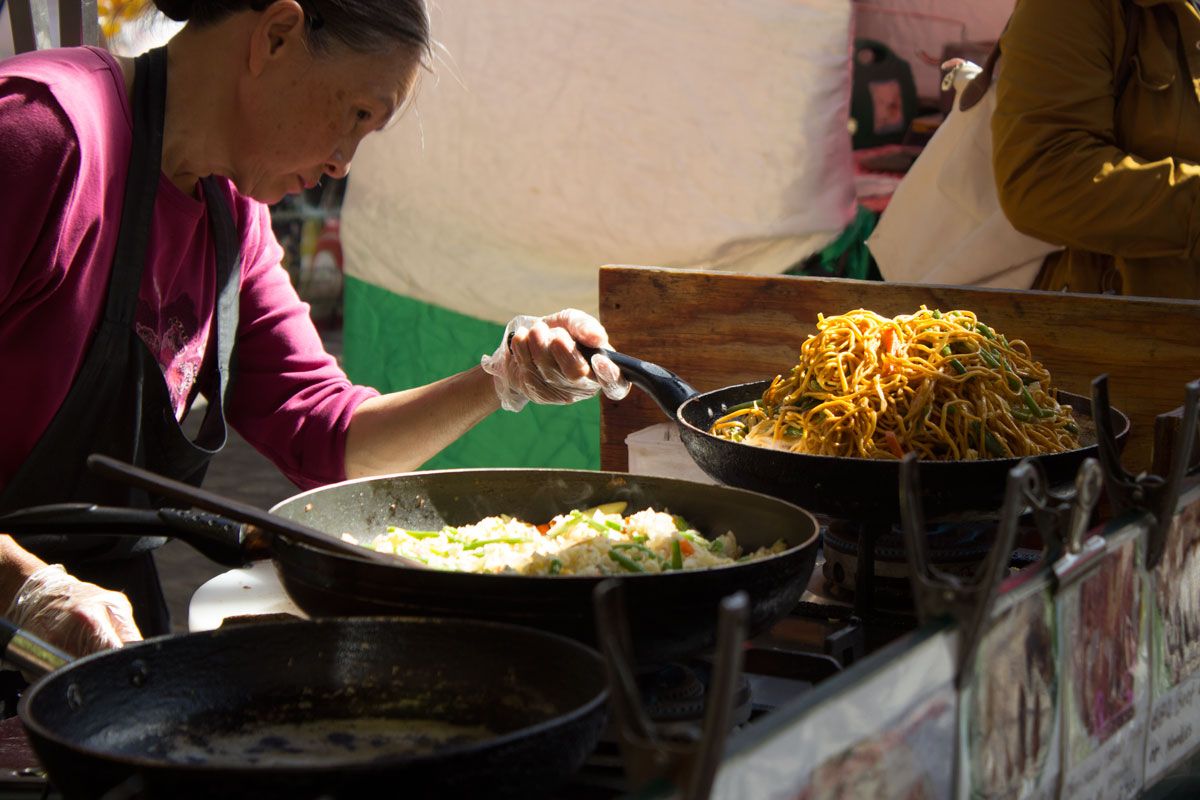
left=0, top=617, right=71, bottom=679
left=86, top=455, right=416, bottom=569
left=576, top=343, right=698, bottom=419
left=0, top=503, right=267, bottom=568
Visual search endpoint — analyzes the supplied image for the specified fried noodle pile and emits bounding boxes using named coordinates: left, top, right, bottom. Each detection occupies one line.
left=710, top=307, right=1080, bottom=461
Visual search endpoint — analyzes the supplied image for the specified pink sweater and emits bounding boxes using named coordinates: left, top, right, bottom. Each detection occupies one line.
left=0, top=47, right=378, bottom=492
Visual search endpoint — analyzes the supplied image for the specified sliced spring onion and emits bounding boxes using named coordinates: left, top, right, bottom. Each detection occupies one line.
left=1019, top=383, right=1053, bottom=418
left=612, top=542, right=664, bottom=563
left=545, top=514, right=581, bottom=538
left=462, top=537, right=529, bottom=550
left=670, top=540, right=683, bottom=570
left=608, top=550, right=645, bottom=573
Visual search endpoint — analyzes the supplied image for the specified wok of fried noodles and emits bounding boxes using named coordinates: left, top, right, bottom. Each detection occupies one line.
left=710, top=308, right=1081, bottom=461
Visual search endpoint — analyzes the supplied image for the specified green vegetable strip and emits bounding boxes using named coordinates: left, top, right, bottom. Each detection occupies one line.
left=386, top=526, right=457, bottom=540
left=969, top=421, right=1008, bottom=458
left=1010, top=405, right=1037, bottom=423
left=976, top=322, right=995, bottom=340
left=604, top=520, right=623, bottom=531
left=399, top=530, right=445, bottom=539
left=548, top=559, right=562, bottom=575
left=608, top=550, right=645, bottom=573
left=612, top=542, right=664, bottom=563
left=724, top=400, right=760, bottom=413
left=671, top=539, right=683, bottom=570
left=949, top=358, right=967, bottom=375
left=1019, top=383, right=1052, bottom=418
left=672, top=515, right=694, bottom=532
left=1000, top=357, right=1021, bottom=390
left=545, top=515, right=580, bottom=538
left=577, top=513, right=611, bottom=534
left=462, top=537, right=529, bottom=550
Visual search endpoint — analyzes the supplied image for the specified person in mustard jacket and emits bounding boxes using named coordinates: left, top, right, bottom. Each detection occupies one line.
left=993, top=0, right=1200, bottom=299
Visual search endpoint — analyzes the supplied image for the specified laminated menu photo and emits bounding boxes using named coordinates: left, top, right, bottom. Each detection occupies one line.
left=1059, top=520, right=1150, bottom=800
left=960, top=565, right=1060, bottom=800
left=1145, top=483, right=1200, bottom=785
left=710, top=627, right=959, bottom=800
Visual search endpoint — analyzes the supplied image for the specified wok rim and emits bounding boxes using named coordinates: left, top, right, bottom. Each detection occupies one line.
left=18, top=615, right=610, bottom=775
left=268, top=467, right=822, bottom=578
left=676, top=383, right=1129, bottom=468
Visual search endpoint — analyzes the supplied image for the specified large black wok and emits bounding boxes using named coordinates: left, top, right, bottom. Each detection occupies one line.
left=590, top=347, right=1130, bottom=522
left=2, top=467, right=821, bottom=666
left=2, top=615, right=607, bottom=799
left=267, top=469, right=819, bottom=665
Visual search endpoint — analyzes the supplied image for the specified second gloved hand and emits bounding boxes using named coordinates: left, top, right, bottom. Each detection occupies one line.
left=481, top=309, right=631, bottom=412
left=5, top=564, right=142, bottom=658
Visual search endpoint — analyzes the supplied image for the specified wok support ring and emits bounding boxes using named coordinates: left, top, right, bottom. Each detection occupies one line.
left=593, top=579, right=748, bottom=800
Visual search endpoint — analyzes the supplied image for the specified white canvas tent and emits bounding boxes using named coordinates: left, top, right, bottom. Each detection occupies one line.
left=341, top=0, right=858, bottom=324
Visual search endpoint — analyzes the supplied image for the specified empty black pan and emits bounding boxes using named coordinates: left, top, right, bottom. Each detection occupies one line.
left=2, top=465, right=821, bottom=666
left=2, top=615, right=607, bottom=799
left=585, top=346, right=1130, bottom=522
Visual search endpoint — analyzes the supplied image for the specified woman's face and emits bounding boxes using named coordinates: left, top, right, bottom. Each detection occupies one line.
left=233, top=19, right=419, bottom=204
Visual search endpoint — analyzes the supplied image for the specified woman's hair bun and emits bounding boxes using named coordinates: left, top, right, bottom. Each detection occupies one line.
left=152, top=0, right=196, bottom=22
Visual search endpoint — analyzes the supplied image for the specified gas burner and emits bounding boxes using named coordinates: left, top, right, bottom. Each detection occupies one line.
left=820, top=518, right=998, bottom=602
left=637, top=662, right=752, bottom=727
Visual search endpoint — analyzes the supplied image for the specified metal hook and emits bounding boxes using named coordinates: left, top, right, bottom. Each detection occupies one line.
left=1066, top=459, right=1103, bottom=555
left=1147, top=380, right=1200, bottom=569
left=592, top=579, right=748, bottom=799
left=899, top=453, right=1031, bottom=688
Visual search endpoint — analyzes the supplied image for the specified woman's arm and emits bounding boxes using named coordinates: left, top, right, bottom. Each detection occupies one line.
left=343, top=366, right=498, bottom=477
left=992, top=0, right=1200, bottom=259
left=0, top=536, right=47, bottom=613
left=0, top=535, right=141, bottom=656
left=343, top=309, right=628, bottom=477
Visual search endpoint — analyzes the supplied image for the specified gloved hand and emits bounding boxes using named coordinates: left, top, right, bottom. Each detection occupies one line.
left=5, top=564, right=142, bottom=658
left=481, top=309, right=631, bottom=412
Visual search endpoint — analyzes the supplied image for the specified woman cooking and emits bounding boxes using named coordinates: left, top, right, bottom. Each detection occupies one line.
left=0, top=0, right=628, bottom=659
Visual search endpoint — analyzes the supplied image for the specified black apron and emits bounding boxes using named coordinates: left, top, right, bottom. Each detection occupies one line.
left=0, top=46, right=241, bottom=637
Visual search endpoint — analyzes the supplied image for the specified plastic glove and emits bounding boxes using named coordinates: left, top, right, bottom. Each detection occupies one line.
left=5, top=564, right=142, bottom=658
left=481, top=309, right=631, bottom=413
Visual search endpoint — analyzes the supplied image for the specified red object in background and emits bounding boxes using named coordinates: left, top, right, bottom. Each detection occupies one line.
left=313, top=218, right=343, bottom=273
left=853, top=144, right=924, bottom=213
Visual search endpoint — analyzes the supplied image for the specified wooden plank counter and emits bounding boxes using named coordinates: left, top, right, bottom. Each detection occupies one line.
left=597, top=266, right=1200, bottom=474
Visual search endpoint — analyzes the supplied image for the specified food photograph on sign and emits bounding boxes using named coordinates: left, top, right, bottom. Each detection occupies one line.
left=1066, top=537, right=1144, bottom=761
left=1153, top=494, right=1200, bottom=690
left=965, top=582, right=1057, bottom=798
left=791, top=691, right=955, bottom=800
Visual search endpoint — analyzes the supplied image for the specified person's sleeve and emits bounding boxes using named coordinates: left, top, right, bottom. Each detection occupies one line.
left=0, top=78, right=80, bottom=312
left=225, top=200, right=379, bottom=489
left=992, top=0, right=1200, bottom=259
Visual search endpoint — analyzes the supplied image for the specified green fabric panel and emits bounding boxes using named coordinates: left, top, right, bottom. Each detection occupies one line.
left=341, top=275, right=600, bottom=470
